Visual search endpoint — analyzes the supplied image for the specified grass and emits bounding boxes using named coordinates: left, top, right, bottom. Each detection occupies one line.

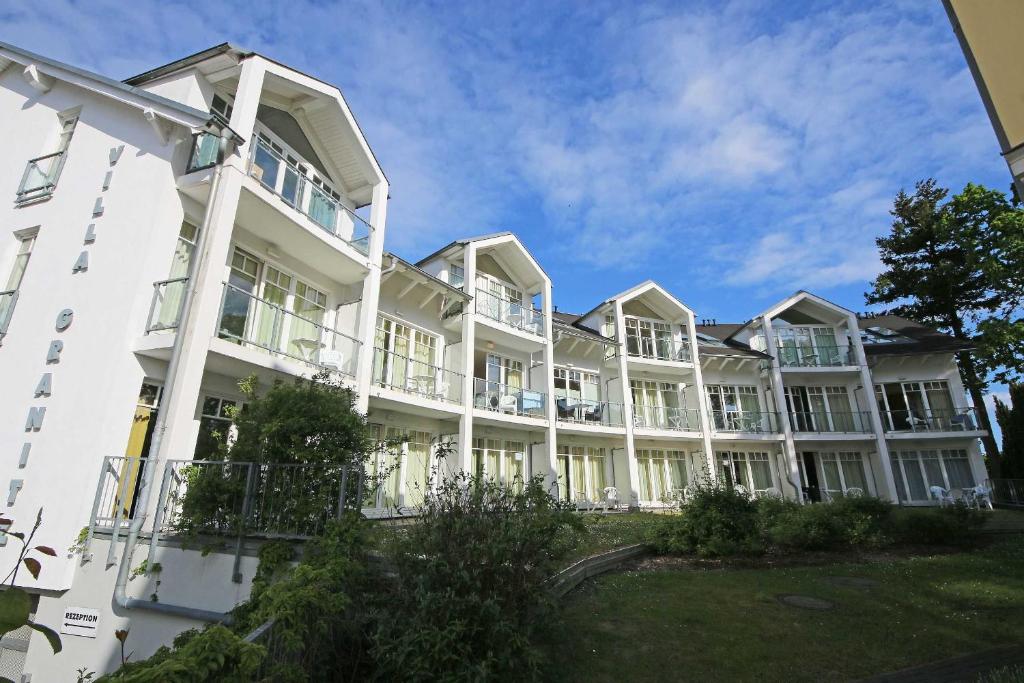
left=560, top=512, right=663, bottom=562
left=552, top=535, right=1024, bottom=682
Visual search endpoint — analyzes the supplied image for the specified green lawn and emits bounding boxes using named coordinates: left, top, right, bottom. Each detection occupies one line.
left=553, top=536, right=1024, bottom=682
left=561, top=512, right=663, bottom=562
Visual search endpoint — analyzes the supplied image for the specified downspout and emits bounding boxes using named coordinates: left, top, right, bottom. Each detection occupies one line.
left=112, top=129, right=236, bottom=624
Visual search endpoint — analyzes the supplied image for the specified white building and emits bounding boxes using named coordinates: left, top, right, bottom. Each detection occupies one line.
left=0, top=41, right=988, bottom=680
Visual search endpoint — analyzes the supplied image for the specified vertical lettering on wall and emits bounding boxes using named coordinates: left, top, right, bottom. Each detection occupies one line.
left=84, top=224, right=96, bottom=244
left=34, top=373, right=52, bottom=397
left=24, top=407, right=45, bottom=431
left=46, top=340, right=63, bottom=363
left=72, top=251, right=89, bottom=274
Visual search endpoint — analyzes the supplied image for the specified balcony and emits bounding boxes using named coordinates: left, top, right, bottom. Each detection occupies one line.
left=777, top=344, right=853, bottom=368
left=555, top=397, right=625, bottom=428
left=372, top=347, right=464, bottom=404
left=474, top=288, right=545, bottom=337
left=247, top=136, right=371, bottom=256
left=473, top=378, right=547, bottom=419
left=789, top=410, right=872, bottom=434
left=709, top=410, right=780, bottom=434
left=16, top=150, right=67, bottom=203
left=632, top=405, right=701, bottom=432
left=881, top=407, right=982, bottom=434
left=185, top=131, right=219, bottom=173
left=0, top=289, right=18, bottom=338
left=145, top=277, right=189, bottom=332
left=215, top=282, right=360, bottom=377
left=627, top=337, right=692, bottom=363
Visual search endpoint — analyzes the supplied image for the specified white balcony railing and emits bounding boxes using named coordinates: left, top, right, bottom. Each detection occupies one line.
left=16, top=150, right=67, bottom=203
left=626, top=337, right=692, bottom=362
left=881, top=407, right=981, bottom=433
left=216, top=282, right=360, bottom=377
left=473, top=378, right=547, bottom=418
left=248, top=136, right=371, bottom=255
left=789, top=410, right=872, bottom=433
left=372, top=347, right=464, bottom=404
left=632, top=405, right=701, bottom=431
left=474, top=288, right=545, bottom=336
left=710, top=410, right=779, bottom=433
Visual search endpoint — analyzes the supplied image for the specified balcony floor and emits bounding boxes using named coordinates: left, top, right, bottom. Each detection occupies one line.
left=367, top=386, right=464, bottom=419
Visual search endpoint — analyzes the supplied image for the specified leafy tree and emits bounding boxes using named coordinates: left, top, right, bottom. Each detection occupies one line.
left=995, top=384, right=1024, bottom=479
left=866, top=180, right=1024, bottom=468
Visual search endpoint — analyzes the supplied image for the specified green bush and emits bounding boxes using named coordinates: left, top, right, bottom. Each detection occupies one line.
left=648, top=486, right=762, bottom=557
left=371, top=473, right=580, bottom=682
left=98, top=625, right=265, bottom=682
left=892, top=503, right=985, bottom=546
left=764, top=496, right=893, bottom=550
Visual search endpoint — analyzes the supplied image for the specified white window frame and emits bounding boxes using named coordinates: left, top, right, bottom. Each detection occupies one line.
left=890, top=448, right=975, bottom=503
left=0, top=231, right=38, bottom=339
left=557, top=445, right=613, bottom=504
left=635, top=448, right=691, bottom=504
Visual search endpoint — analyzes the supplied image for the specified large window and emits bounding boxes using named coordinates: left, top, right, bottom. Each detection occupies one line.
left=373, top=316, right=439, bottom=393
left=891, top=449, right=975, bottom=503
left=817, top=452, right=868, bottom=499
left=785, top=385, right=861, bottom=432
left=625, top=317, right=677, bottom=360
left=775, top=326, right=846, bottom=366
left=636, top=449, right=689, bottom=503
left=631, top=379, right=689, bottom=429
left=0, top=233, right=36, bottom=338
left=874, top=381, right=961, bottom=431
left=557, top=445, right=609, bottom=503
left=705, top=385, right=764, bottom=430
left=474, top=439, right=526, bottom=492
left=716, top=451, right=775, bottom=495
left=366, top=425, right=436, bottom=509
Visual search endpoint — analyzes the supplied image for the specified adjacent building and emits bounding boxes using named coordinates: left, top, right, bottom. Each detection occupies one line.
left=0, top=41, right=988, bottom=680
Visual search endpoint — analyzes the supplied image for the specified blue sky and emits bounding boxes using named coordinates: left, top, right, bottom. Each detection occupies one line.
left=1, top=0, right=1013, bottom=412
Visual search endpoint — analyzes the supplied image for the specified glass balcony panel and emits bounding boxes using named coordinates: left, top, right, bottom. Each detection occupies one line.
left=186, top=132, right=219, bottom=172
left=473, top=378, right=547, bottom=417
left=373, top=347, right=464, bottom=404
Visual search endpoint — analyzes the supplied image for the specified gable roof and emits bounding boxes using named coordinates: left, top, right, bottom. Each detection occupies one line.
left=0, top=40, right=223, bottom=129
left=694, top=324, right=770, bottom=359
left=551, top=311, right=615, bottom=344
left=415, top=232, right=514, bottom=267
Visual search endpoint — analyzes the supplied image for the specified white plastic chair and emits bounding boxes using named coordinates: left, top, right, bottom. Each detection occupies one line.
left=319, top=349, right=345, bottom=371
left=734, top=484, right=749, bottom=497
left=762, top=486, right=783, bottom=499
left=844, top=487, right=864, bottom=498
left=433, top=382, right=450, bottom=402
left=498, top=394, right=518, bottom=413
left=973, top=485, right=994, bottom=510
left=602, top=486, right=619, bottom=513
left=930, top=485, right=954, bottom=507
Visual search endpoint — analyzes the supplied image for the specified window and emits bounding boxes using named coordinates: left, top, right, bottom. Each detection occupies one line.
left=374, top=316, right=439, bottom=393
left=557, top=445, right=609, bottom=503
left=211, top=93, right=234, bottom=121
left=815, top=452, right=868, bottom=498
left=717, top=451, right=775, bottom=495
left=874, top=380, right=961, bottom=431
left=625, top=317, right=677, bottom=360
left=0, top=233, right=36, bottom=339
left=449, top=263, right=465, bottom=288
left=602, top=314, right=616, bottom=338
left=636, top=449, right=689, bottom=503
left=631, top=379, right=690, bottom=429
left=195, top=396, right=239, bottom=460
left=785, top=385, right=862, bottom=432
left=365, top=425, right=439, bottom=510
left=891, top=449, right=975, bottom=503
left=775, top=326, right=847, bottom=366
left=474, top=439, right=527, bottom=492
left=17, top=112, right=78, bottom=202
left=705, top=385, right=763, bottom=430
left=150, top=223, right=198, bottom=331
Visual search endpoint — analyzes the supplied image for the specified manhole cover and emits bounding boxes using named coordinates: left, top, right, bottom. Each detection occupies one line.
left=777, top=594, right=835, bottom=611
left=823, top=576, right=878, bottom=589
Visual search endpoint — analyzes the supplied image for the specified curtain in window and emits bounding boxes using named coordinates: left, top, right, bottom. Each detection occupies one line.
left=571, top=451, right=587, bottom=503
left=486, top=439, right=501, bottom=481
left=920, top=451, right=945, bottom=490
left=380, top=428, right=402, bottom=508
left=943, top=453, right=975, bottom=489
left=819, top=454, right=842, bottom=494
left=288, top=282, right=326, bottom=361
left=638, top=452, right=654, bottom=501
left=925, top=383, right=954, bottom=425
left=808, top=389, right=830, bottom=431
left=556, top=455, right=569, bottom=501
left=827, top=390, right=855, bottom=431
left=840, top=455, right=868, bottom=492
left=778, top=332, right=799, bottom=366
left=669, top=458, right=688, bottom=489
left=588, top=454, right=606, bottom=501
left=813, top=328, right=839, bottom=364
left=504, top=442, right=525, bottom=492
left=890, top=455, right=908, bottom=502
left=155, top=224, right=196, bottom=329
left=222, top=251, right=259, bottom=341
left=403, top=433, right=431, bottom=508
left=256, top=268, right=290, bottom=351
left=901, top=453, right=928, bottom=500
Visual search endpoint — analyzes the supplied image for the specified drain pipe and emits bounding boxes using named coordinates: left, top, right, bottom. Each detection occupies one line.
left=112, top=129, right=236, bottom=624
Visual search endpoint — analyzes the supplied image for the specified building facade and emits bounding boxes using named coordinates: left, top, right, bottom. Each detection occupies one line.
left=0, top=41, right=988, bottom=679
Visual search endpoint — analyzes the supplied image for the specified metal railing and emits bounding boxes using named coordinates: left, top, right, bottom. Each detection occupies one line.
left=632, top=405, right=701, bottom=431
left=248, top=136, right=372, bottom=255
left=16, top=150, right=67, bottom=202
left=85, top=456, right=149, bottom=566
left=777, top=343, right=853, bottom=367
left=0, top=289, right=18, bottom=337
left=216, top=282, right=361, bottom=377
left=145, top=277, right=189, bottom=332
left=710, top=410, right=779, bottom=433
left=789, top=410, right=872, bottom=433
left=555, top=397, right=625, bottom=427
left=474, top=288, right=545, bottom=336
left=626, top=337, right=692, bottom=362
left=473, top=378, right=547, bottom=418
left=881, top=407, right=981, bottom=433
left=372, top=347, right=464, bottom=404
left=185, top=131, right=219, bottom=173
left=990, top=479, right=1024, bottom=507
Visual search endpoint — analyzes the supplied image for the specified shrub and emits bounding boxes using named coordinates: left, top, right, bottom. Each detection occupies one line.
left=98, top=625, right=265, bottom=682
left=765, top=496, right=892, bottom=550
left=892, top=503, right=985, bottom=546
left=648, top=485, right=763, bottom=557
left=371, top=473, right=580, bottom=682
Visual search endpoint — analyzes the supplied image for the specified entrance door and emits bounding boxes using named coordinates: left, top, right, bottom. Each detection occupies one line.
left=800, top=452, right=821, bottom=502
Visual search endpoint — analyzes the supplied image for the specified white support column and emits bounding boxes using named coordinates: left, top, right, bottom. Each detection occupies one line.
left=457, top=244, right=477, bottom=476
left=684, top=311, right=716, bottom=480
left=615, top=300, right=641, bottom=508
left=541, top=278, right=558, bottom=488
left=848, top=313, right=898, bottom=501
left=157, top=59, right=267, bottom=461
left=353, top=181, right=388, bottom=414
left=761, top=315, right=802, bottom=500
